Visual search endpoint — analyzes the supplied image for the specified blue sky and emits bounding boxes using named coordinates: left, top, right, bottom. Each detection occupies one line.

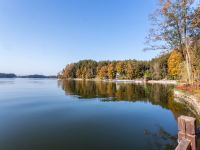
left=0, top=0, right=162, bottom=75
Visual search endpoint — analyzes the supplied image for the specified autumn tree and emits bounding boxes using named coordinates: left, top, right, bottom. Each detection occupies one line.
left=62, top=63, right=76, bottom=79
left=168, top=50, right=184, bottom=79
left=108, top=63, right=116, bottom=79
left=145, top=0, right=198, bottom=84
left=126, top=61, right=141, bottom=79
left=76, top=69, right=82, bottom=78
left=190, top=7, right=200, bottom=85
left=98, top=66, right=108, bottom=79
left=127, top=62, right=135, bottom=79
left=75, top=60, right=97, bottom=79
left=149, top=53, right=169, bottom=80
left=116, top=61, right=126, bottom=78
left=191, top=39, right=200, bottom=85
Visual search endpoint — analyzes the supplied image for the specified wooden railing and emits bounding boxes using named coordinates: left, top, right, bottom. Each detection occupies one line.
left=176, top=116, right=198, bottom=150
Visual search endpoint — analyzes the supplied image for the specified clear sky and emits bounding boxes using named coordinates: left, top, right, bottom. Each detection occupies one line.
left=0, top=0, right=161, bottom=75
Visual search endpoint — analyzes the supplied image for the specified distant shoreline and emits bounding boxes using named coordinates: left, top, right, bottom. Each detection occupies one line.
left=0, top=73, right=57, bottom=79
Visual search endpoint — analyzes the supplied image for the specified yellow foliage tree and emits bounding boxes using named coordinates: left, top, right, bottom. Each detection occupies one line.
left=168, top=50, right=184, bottom=79
left=108, top=64, right=116, bottom=79
left=116, top=62, right=125, bottom=76
left=98, top=66, right=108, bottom=79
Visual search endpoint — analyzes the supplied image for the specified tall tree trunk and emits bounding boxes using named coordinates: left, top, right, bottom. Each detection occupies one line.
left=183, top=0, right=193, bottom=84
left=186, top=38, right=193, bottom=84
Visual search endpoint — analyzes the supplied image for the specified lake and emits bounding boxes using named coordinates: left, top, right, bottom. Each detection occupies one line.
left=0, top=79, right=195, bottom=150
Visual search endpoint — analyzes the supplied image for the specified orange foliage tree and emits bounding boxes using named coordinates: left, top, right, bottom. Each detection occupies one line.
left=168, top=50, right=184, bottom=79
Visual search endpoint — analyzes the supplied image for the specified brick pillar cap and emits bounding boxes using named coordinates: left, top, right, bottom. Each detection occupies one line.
left=179, top=115, right=196, bottom=122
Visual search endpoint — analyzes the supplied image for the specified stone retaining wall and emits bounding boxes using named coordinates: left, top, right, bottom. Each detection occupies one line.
left=174, top=90, right=200, bottom=119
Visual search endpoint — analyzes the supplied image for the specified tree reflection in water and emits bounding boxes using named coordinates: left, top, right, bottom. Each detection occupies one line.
left=58, top=79, right=198, bottom=120
left=57, top=79, right=200, bottom=149
left=144, top=126, right=177, bottom=150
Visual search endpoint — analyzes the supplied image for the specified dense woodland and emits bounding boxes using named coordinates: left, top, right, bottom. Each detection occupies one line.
left=58, top=54, right=171, bottom=80
left=59, top=0, right=200, bottom=86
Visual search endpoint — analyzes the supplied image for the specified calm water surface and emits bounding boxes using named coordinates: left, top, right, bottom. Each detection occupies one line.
left=0, top=79, right=194, bottom=150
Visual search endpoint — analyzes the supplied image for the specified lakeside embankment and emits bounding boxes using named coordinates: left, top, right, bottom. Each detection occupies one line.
left=59, top=78, right=177, bottom=85
left=174, top=90, right=200, bottom=119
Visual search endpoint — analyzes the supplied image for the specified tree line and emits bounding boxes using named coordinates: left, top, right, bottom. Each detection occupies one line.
left=58, top=53, right=173, bottom=80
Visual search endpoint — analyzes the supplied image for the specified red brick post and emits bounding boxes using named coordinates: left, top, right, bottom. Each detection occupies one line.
left=176, top=139, right=191, bottom=150
left=177, top=116, right=197, bottom=150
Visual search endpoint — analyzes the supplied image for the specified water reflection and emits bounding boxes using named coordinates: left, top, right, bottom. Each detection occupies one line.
left=144, top=126, right=177, bottom=150
left=58, top=80, right=171, bottom=101
left=58, top=79, right=198, bottom=120
left=0, top=79, right=197, bottom=150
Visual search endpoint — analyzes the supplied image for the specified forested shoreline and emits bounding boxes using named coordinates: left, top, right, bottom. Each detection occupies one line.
left=58, top=53, right=172, bottom=80
left=0, top=73, right=56, bottom=78
left=0, top=73, right=17, bottom=78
